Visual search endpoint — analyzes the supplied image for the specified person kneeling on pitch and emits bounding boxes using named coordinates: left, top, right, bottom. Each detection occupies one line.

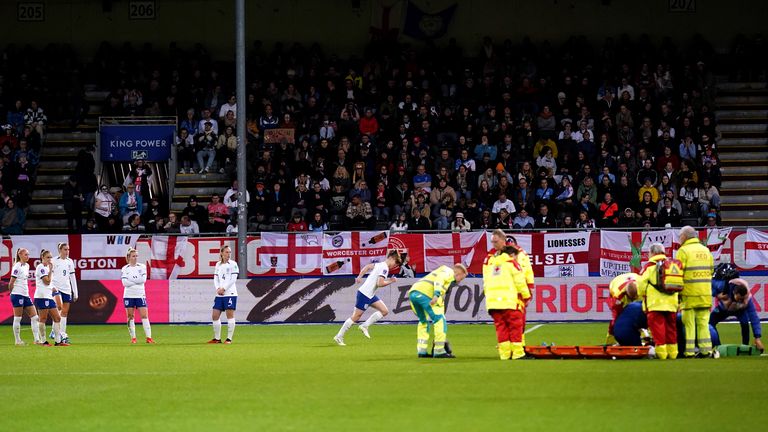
left=408, top=264, right=468, bottom=358
left=637, top=243, right=682, bottom=360
left=710, top=278, right=763, bottom=352
left=606, top=272, right=640, bottom=345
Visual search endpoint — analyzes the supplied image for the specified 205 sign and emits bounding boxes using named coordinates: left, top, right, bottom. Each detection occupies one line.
left=668, top=0, right=696, bottom=13
left=129, top=1, right=157, bottom=20
left=17, top=2, right=45, bottom=22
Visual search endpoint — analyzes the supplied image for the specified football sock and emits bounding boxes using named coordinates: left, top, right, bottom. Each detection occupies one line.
left=213, top=319, right=222, bottom=340
left=13, top=317, right=22, bottom=343
left=128, top=319, right=136, bottom=338
left=337, top=318, right=354, bottom=338
left=227, top=318, right=236, bottom=340
left=362, top=311, right=383, bottom=328
left=60, top=316, right=67, bottom=336
left=30, top=316, right=40, bottom=343
left=142, top=320, right=152, bottom=338
left=53, top=322, right=62, bottom=344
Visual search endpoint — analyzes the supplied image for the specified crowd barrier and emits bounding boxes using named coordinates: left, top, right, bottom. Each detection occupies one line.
left=2, top=277, right=766, bottom=324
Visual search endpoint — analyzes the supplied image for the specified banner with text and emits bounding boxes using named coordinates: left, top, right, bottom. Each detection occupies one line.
left=100, top=124, right=175, bottom=162
left=745, top=228, right=768, bottom=266
left=166, top=276, right=768, bottom=324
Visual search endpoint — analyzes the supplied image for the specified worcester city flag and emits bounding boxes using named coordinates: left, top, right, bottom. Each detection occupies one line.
left=322, top=231, right=389, bottom=275
left=599, top=230, right=674, bottom=277
left=257, top=232, right=323, bottom=273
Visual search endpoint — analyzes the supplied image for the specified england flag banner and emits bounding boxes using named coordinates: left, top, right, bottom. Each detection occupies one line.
left=424, top=231, right=487, bottom=272
left=257, top=232, right=323, bottom=273
left=535, top=231, right=591, bottom=277
left=745, top=228, right=768, bottom=266
left=322, top=231, right=389, bottom=275
left=671, top=227, right=732, bottom=261
left=599, top=230, right=674, bottom=277
left=147, top=236, right=189, bottom=279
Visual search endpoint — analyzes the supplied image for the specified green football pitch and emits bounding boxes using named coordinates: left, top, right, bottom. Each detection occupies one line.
left=1, top=323, right=766, bottom=431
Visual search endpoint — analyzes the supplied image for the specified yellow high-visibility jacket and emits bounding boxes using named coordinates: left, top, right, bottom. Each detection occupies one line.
left=609, top=272, right=640, bottom=308
left=677, top=238, right=714, bottom=309
left=483, top=251, right=530, bottom=311
left=518, top=249, right=534, bottom=288
left=409, top=265, right=455, bottom=309
left=637, top=254, right=680, bottom=313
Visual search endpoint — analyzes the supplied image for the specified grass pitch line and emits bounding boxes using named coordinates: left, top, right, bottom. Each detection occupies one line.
left=524, top=324, right=545, bottom=334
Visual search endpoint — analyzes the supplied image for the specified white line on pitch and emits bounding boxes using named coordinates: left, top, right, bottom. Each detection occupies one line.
left=525, top=324, right=545, bottom=334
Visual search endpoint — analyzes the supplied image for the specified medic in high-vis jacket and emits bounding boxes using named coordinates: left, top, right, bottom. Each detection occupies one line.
left=606, top=272, right=640, bottom=344
left=677, top=226, right=714, bottom=357
left=483, top=230, right=531, bottom=360
left=507, top=235, right=534, bottom=345
left=637, top=243, right=680, bottom=360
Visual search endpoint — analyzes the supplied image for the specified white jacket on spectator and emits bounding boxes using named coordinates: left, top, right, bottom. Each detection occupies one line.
left=224, top=188, right=250, bottom=210
left=180, top=220, right=200, bottom=234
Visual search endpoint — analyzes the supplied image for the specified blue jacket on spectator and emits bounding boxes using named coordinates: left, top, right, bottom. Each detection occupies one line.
left=474, top=143, right=497, bottom=161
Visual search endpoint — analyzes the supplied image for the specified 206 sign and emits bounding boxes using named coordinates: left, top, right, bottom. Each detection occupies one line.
left=129, top=1, right=156, bottom=20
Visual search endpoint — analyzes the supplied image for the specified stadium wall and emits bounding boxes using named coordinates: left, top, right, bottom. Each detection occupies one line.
left=3, top=277, right=765, bottom=324
left=2, top=0, right=765, bottom=58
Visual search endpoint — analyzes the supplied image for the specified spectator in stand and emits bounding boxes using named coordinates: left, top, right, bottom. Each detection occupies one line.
left=223, top=180, right=249, bottom=223
left=598, top=192, right=619, bottom=227
left=637, top=177, right=660, bottom=203
left=359, top=109, right=379, bottom=137
left=618, top=208, right=637, bottom=227
left=287, top=212, right=308, bottom=232
left=638, top=191, right=658, bottom=220
left=94, top=185, right=116, bottom=229
left=24, top=100, right=47, bottom=137
left=699, top=180, right=720, bottom=215
left=218, top=94, right=237, bottom=120
left=216, top=126, right=237, bottom=174
left=492, top=192, right=516, bottom=216
left=345, top=194, right=373, bottom=229
left=409, top=207, right=430, bottom=230
left=179, top=215, right=200, bottom=234
left=308, top=212, right=328, bottom=232
left=679, top=180, right=700, bottom=217
left=207, top=194, right=229, bottom=232
left=141, top=197, right=167, bottom=233
left=76, top=145, right=98, bottom=215
left=7, top=100, right=25, bottom=135
left=657, top=197, right=681, bottom=227
left=412, top=164, right=432, bottom=195
left=0, top=198, right=25, bottom=234
left=636, top=159, right=659, bottom=188
left=180, top=109, right=199, bottom=137
left=535, top=204, right=556, bottom=228
left=127, top=158, right=152, bottom=210
left=513, top=207, right=535, bottom=229
left=182, top=195, right=208, bottom=230
left=164, top=213, right=181, bottom=233
left=450, top=212, right=471, bottom=232
left=575, top=210, right=596, bottom=230
left=656, top=190, right=683, bottom=216
left=62, top=176, right=84, bottom=232
left=119, top=184, right=142, bottom=224
left=195, top=121, right=218, bottom=174
left=122, top=214, right=146, bottom=232
left=373, top=181, right=390, bottom=221
left=390, top=213, right=409, bottom=233
left=258, top=104, right=279, bottom=132
left=176, top=128, right=196, bottom=174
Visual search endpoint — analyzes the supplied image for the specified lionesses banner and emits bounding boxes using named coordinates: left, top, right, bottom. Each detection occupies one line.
left=166, top=277, right=768, bottom=324
left=1, top=229, right=766, bottom=280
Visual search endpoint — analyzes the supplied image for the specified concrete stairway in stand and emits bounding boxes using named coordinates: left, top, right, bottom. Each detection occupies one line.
left=715, top=81, right=768, bottom=226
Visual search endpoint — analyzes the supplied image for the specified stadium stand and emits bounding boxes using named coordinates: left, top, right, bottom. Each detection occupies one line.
left=1, top=34, right=766, bottom=233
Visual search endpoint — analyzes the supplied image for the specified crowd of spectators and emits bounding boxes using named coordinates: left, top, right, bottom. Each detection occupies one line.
left=5, top=32, right=764, bottom=233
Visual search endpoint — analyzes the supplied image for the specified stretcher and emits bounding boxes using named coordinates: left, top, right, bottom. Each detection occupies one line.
left=524, top=345, right=651, bottom=359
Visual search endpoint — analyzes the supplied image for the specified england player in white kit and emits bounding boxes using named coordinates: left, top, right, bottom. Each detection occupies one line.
left=34, top=249, right=67, bottom=346
left=208, top=245, right=239, bottom=344
left=121, top=247, right=154, bottom=344
left=8, top=248, right=42, bottom=345
left=334, top=250, right=402, bottom=346
left=50, top=242, right=78, bottom=343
